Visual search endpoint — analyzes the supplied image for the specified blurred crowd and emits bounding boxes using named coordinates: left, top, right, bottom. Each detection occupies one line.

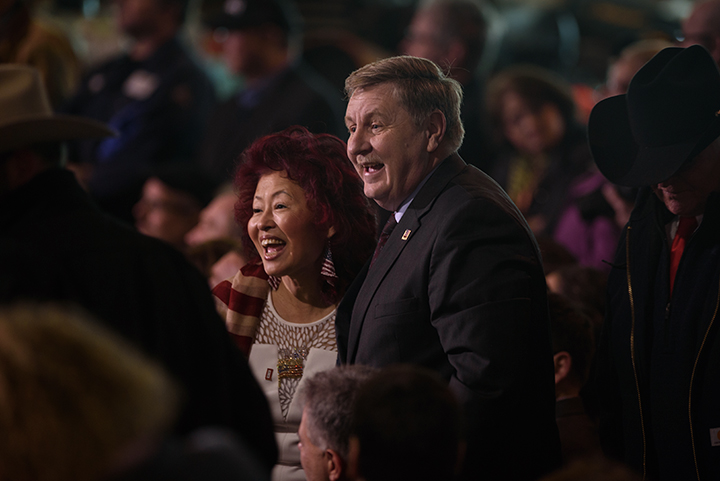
left=0, top=0, right=690, bottom=261
left=2, top=0, right=719, bottom=480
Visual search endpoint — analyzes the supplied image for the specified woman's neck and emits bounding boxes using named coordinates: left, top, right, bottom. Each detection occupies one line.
left=271, top=276, right=335, bottom=324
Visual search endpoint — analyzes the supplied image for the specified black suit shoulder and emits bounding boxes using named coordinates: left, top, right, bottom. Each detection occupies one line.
left=416, top=158, right=540, bottom=254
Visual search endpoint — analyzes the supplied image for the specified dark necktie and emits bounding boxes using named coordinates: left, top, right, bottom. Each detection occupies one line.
left=371, top=214, right=398, bottom=267
left=669, top=216, right=698, bottom=294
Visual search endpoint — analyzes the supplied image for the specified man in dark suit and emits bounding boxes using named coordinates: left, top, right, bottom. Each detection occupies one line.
left=337, top=55, right=559, bottom=481
left=0, top=64, right=277, bottom=472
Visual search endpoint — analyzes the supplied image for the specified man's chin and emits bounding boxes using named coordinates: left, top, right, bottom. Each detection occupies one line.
left=364, top=186, right=399, bottom=212
left=661, top=196, right=703, bottom=217
left=368, top=195, right=395, bottom=212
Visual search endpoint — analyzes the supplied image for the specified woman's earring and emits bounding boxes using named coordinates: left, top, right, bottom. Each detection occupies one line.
left=320, top=241, right=337, bottom=287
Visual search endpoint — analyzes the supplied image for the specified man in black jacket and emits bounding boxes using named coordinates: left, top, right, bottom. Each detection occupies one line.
left=588, top=45, right=720, bottom=480
left=0, top=64, right=277, bottom=472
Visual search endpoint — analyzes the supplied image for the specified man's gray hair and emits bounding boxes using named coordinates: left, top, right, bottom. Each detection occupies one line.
left=345, top=56, right=465, bottom=155
left=300, top=365, right=376, bottom=459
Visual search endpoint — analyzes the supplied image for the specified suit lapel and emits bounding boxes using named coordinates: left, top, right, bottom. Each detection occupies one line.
left=346, top=154, right=468, bottom=362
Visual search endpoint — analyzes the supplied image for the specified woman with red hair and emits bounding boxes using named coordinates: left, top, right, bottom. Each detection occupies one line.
left=212, top=126, right=376, bottom=481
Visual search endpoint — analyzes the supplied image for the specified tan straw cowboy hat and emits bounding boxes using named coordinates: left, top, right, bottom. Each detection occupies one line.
left=0, top=65, right=115, bottom=154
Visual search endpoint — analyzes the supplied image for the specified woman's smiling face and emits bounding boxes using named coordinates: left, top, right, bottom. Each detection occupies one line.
left=248, top=171, right=330, bottom=280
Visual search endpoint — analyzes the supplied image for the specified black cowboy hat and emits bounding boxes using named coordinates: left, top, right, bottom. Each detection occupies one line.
left=588, top=45, right=720, bottom=187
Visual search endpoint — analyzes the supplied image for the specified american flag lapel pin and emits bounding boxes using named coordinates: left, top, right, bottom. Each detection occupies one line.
left=401, top=229, right=411, bottom=240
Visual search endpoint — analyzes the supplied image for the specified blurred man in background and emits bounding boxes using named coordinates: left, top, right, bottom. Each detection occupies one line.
left=62, top=0, right=216, bottom=224
left=401, top=0, right=495, bottom=171
left=198, top=0, right=344, bottom=184
left=681, top=0, right=720, bottom=65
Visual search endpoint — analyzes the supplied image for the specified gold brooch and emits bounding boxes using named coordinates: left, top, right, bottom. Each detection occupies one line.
left=277, top=347, right=308, bottom=385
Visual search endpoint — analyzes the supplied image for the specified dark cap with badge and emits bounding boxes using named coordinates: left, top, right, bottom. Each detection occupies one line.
left=204, top=0, right=300, bottom=33
left=588, top=45, right=720, bottom=187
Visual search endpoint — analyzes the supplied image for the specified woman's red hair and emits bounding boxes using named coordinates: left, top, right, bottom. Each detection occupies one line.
left=234, top=126, right=377, bottom=303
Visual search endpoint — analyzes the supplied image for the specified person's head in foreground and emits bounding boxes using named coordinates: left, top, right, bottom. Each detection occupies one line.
left=588, top=44, right=720, bottom=217
left=234, top=126, right=376, bottom=304
left=347, top=364, right=464, bottom=481
left=344, top=55, right=465, bottom=212
left=0, top=304, right=177, bottom=481
left=298, top=365, right=377, bottom=481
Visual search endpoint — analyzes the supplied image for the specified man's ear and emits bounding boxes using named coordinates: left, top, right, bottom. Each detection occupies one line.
left=426, top=110, right=447, bottom=153
left=326, top=448, right=345, bottom=481
left=553, top=351, right=572, bottom=385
